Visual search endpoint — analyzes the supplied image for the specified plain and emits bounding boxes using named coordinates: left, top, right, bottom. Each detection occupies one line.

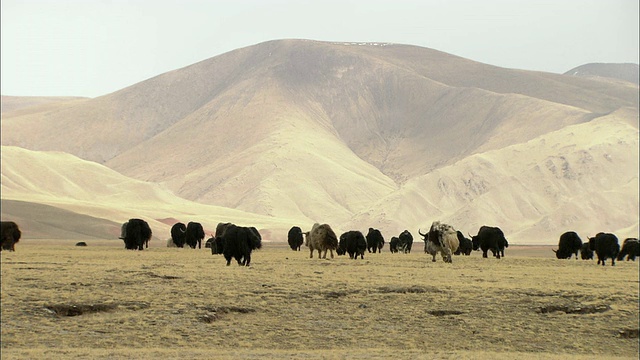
left=1, top=241, right=638, bottom=359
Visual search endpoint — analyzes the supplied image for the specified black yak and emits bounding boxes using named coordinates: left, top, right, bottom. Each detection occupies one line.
left=1, top=221, right=22, bottom=251
left=553, top=231, right=583, bottom=260
left=170, top=222, right=187, bottom=248
left=471, top=226, right=508, bottom=259
left=366, top=228, right=385, bottom=253
left=288, top=226, right=304, bottom=251
left=454, top=231, right=473, bottom=256
left=185, top=222, right=205, bottom=249
left=588, top=232, right=620, bottom=266
left=221, top=224, right=262, bottom=266
left=338, top=231, right=367, bottom=259
left=121, top=219, right=152, bottom=250
left=617, top=238, right=639, bottom=261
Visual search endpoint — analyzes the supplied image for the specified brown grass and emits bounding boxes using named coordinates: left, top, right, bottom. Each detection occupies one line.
left=1, top=242, right=638, bottom=359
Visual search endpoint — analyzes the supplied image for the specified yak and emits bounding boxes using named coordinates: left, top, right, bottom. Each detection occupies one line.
left=420, top=221, right=459, bottom=263
left=617, top=238, right=639, bottom=261
left=185, top=222, right=205, bottom=249
left=303, top=223, right=338, bottom=259
left=554, top=231, right=583, bottom=260
left=338, top=231, right=367, bottom=259
left=454, top=231, right=473, bottom=256
left=580, top=242, right=594, bottom=260
left=366, top=228, right=385, bottom=253
left=389, top=237, right=400, bottom=253
left=288, top=226, right=304, bottom=251
left=1, top=221, right=22, bottom=251
left=121, top=219, right=152, bottom=250
left=221, top=224, right=262, bottom=266
left=210, top=222, right=233, bottom=255
left=588, top=232, right=620, bottom=266
left=170, top=222, right=187, bottom=247
left=471, top=226, right=508, bottom=259
left=397, top=230, right=414, bottom=253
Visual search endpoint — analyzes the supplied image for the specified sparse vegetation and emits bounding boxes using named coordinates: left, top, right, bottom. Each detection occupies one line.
left=1, top=241, right=638, bottom=359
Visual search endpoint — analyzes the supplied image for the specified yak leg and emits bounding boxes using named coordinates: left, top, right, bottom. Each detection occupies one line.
left=309, top=248, right=314, bottom=258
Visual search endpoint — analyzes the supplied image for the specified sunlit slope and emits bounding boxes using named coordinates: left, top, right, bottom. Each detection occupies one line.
left=345, top=108, right=639, bottom=244
left=0, top=146, right=304, bottom=240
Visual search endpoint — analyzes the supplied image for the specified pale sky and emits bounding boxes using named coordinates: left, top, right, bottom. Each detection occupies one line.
left=1, top=0, right=638, bottom=98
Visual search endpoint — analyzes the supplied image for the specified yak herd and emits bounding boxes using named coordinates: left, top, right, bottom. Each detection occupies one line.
left=1, top=219, right=638, bottom=267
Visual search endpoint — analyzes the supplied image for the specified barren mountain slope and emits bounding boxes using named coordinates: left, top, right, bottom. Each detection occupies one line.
left=1, top=95, right=87, bottom=115
left=344, top=108, right=639, bottom=243
left=0, top=146, right=303, bottom=240
left=1, top=40, right=638, bottom=243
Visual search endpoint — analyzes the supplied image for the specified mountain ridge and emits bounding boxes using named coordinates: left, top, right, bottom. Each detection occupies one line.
left=1, top=39, right=638, bottom=243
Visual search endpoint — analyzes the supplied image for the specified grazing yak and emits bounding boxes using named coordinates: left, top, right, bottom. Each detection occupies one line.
left=303, top=223, right=339, bottom=259
left=121, top=219, right=152, bottom=250
left=588, top=232, right=620, bottom=266
left=210, top=222, right=233, bottom=255
left=337, top=231, right=367, bottom=259
left=366, top=228, right=385, bottom=253
left=471, top=225, right=508, bottom=259
left=420, top=221, right=459, bottom=263
left=288, top=226, right=304, bottom=251
left=389, top=237, right=400, bottom=253
left=221, top=224, right=262, bottom=266
left=75, top=242, right=87, bottom=247
left=397, top=230, right=414, bottom=253
left=1, top=221, right=22, bottom=252
left=454, top=231, right=473, bottom=256
left=554, top=231, right=583, bottom=260
left=617, top=238, right=639, bottom=261
left=170, top=222, right=187, bottom=247
left=185, top=222, right=205, bottom=249
left=580, top=242, right=594, bottom=260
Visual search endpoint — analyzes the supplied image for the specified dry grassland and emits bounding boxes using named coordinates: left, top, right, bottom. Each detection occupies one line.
left=1, top=241, right=638, bottom=359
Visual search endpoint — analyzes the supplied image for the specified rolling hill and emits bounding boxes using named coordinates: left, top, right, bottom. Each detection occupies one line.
left=1, top=39, right=638, bottom=243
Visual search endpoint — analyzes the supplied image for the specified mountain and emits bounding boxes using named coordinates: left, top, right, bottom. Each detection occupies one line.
left=1, top=39, right=638, bottom=243
left=0, top=146, right=300, bottom=241
left=564, top=63, right=639, bottom=85
left=1, top=95, right=88, bottom=115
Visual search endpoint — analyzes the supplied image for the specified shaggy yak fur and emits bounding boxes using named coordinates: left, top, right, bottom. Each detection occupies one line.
left=303, top=223, right=339, bottom=259
left=421, top=221, right=459, bottom=263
